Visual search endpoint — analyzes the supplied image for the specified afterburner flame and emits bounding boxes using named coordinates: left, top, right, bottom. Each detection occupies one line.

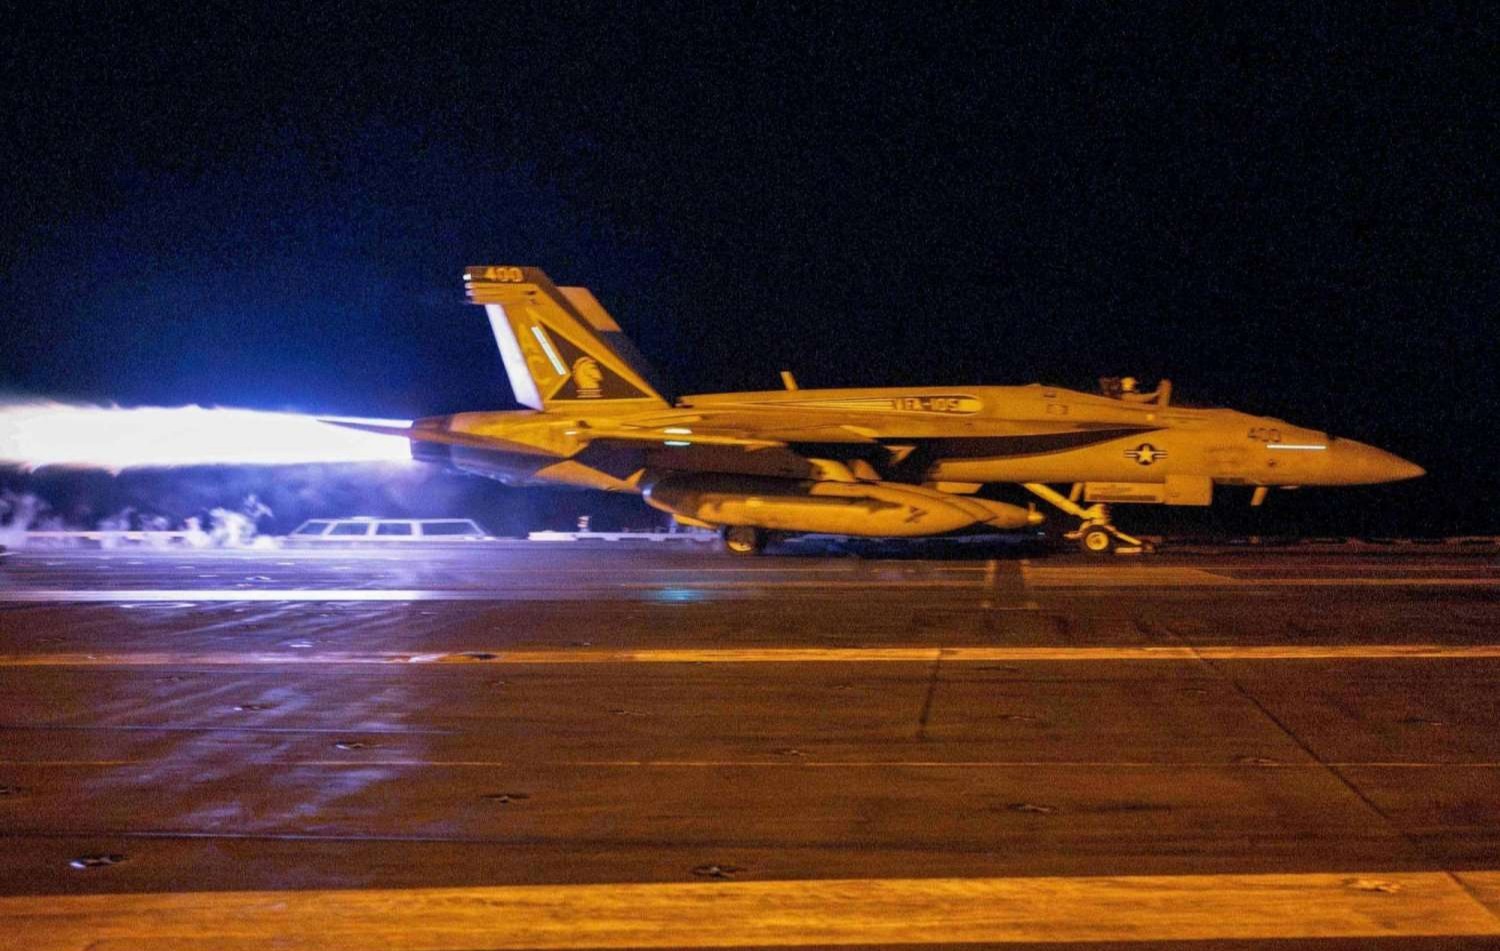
left=0, top=403, right=413, bottom=470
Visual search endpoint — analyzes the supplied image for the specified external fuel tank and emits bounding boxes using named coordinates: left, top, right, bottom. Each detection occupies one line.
left=643, top=474, right=1039, bottom=537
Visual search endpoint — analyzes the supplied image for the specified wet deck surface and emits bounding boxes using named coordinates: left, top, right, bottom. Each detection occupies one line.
left=2, top=541, right=1499, bottom=948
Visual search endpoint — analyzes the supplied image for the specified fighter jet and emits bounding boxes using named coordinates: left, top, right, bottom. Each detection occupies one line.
left=339, top=266, right=1424, bottom=554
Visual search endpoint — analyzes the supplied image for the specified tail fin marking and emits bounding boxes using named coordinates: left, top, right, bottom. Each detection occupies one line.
left=465, top=266, right=667, bottom=409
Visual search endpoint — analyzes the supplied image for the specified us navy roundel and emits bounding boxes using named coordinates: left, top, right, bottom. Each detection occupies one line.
left=1125, top=443, right=1166, bottom=465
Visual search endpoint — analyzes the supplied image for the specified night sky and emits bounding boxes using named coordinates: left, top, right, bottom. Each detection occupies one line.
left=1, top=5, right=1495, bottom=535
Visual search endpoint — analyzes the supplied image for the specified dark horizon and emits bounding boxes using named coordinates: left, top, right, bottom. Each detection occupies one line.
left=2, top=5, right=1494, bottom=535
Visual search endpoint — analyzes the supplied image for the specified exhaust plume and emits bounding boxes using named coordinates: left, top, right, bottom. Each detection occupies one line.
left=0, top=403, right=412, bottom=470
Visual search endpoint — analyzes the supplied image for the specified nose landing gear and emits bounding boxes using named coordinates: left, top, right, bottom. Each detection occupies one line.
left=1079, top=525, right=1116, bottom=554
left=1022, top=483, right=1150, bottom=555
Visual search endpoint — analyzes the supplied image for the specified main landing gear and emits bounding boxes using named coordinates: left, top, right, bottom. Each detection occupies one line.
left=721, top=525, right=768, bottom=555
left=1021, top=483, right=1151, bottom=556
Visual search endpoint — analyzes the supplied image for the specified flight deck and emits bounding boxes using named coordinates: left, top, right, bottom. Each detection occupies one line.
left=2, top=542, right=1500, bottom=948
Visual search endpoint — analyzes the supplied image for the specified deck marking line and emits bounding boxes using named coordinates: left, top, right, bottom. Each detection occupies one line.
left=16, top=758, right=1500, bottom=769
left=1023, top=569, right=1500, bottom=588
left=4, top=573, right=1498, bottom=602
left=6, top=870, right=1500, bottom=949
left=7, top=644, right=1500, bottom=666
left=0, top=581, right=987, bottom=603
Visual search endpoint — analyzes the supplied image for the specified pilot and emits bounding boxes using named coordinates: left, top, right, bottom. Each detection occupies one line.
left=1119, top=377, right=1164, bottom=404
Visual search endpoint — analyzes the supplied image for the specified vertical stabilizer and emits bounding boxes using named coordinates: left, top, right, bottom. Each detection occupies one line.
left=463, top=266, right=668, bottom=410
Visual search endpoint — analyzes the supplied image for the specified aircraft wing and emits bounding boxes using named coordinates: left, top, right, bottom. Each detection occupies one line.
left=320, top=419, right=562, bottom=458
left=581, top=417, right=894, bottom=450
left=583, top=429, right=785, bottom=450
left=323, top=417, right=793, bottom=457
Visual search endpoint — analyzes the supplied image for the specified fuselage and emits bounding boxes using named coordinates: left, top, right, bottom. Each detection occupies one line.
left=415, top=383, right=1423, bottom=494
left=405, top=265, right=1424, bottom=545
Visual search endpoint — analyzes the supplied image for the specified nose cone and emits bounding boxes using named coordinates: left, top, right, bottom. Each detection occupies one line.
left=1327, top=439, right=1425, bottom=484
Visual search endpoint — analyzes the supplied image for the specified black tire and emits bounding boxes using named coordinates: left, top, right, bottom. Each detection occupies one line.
left=722, top=525, right=767, bottom=555
left=1079, top=527, right=1114, bottom=555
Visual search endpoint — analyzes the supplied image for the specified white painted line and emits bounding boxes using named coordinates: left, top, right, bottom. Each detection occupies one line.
left=3, top=570, right=1496, bottom=602
left=7, top=871, right=1500, bottom=949
left=0, top=589, right=467, bottom=602
left=0, top=581, right=992, bottom=602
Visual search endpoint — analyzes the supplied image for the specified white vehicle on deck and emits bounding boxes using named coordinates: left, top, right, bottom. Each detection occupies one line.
left=287, top=517, right=493, bottom=544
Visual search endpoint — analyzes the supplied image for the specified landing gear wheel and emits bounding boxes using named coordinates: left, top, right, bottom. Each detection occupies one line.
left=722, top=525, right=767, bottom=556
left=1020, top=484, right=1152, bottom=556
left=1079, top=527, right=1115, bottom=555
